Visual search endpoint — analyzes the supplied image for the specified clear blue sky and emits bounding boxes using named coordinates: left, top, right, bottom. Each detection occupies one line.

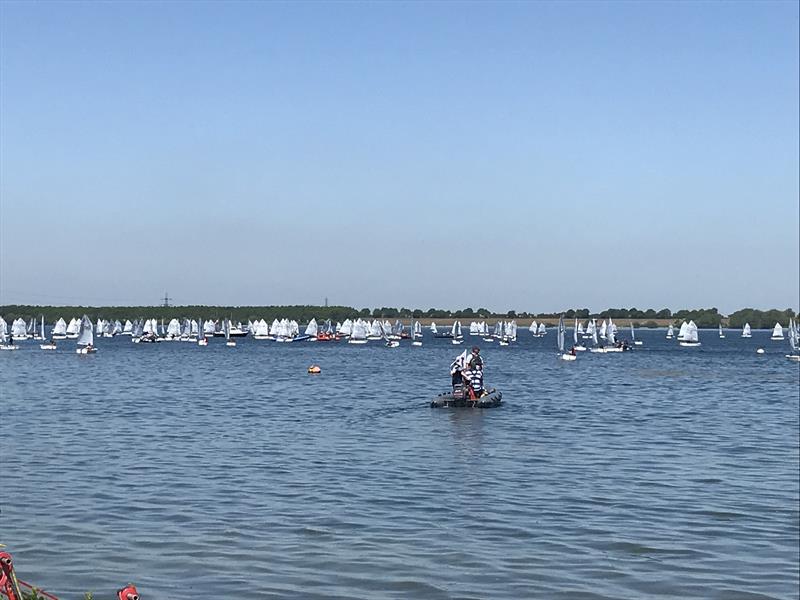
left=1, top=0, right=797, bottom=314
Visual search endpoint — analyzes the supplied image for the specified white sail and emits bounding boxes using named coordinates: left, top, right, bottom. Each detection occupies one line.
left=167, top=319, right=181, bottom=337
left=452, top=321, right=462, bottom=338
left=123, top=320, right=134, bottom=334
left=351, top=319, right=368, bottom=341
left=574, top=319, right=579, bottom=344
left=430, top=322, right=438, bottom=334
left=529, top=320, right=537, bottom=333
left=11, top=318, right=27, bottom=337
left=599, top=320, right=607, bottom=339
left=339, top=319, right=352, bottom=336
left=771, top=322, right=784, bottom=340
left=677, top=321, right=689, bottom=340
left=684, top=320, right=699, bottom=343
left=0, top=317, right=7, bottom=344
left=305, top=318, right=318, bottom=337
left=76, top=315, right=94, bottom=346
left=537, top=322, right=546, bottom=335
left=577, top=321, right=585, bottom=335
left=53, top=318, right=67, bottom=336
left=66, top=318, right=80, bottom=335
left=557, top=315, right=565, bottom=353
left=789, top=318, right=798, bottom=352
left=607, top=323, right=616, bottom=346
left=719, top=323, right=724, bottom=338
left=742, top=323, right=751, bottom=337
left=666, top=323, right=674, bottom=338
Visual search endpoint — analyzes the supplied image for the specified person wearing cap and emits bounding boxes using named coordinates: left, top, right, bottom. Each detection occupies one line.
left=467, top=346, right=483, bottom=370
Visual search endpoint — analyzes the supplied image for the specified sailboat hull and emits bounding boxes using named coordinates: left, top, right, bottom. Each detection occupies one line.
left=558, top=353, right=577, bottom=361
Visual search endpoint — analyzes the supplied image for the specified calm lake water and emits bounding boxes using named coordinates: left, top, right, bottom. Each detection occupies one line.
left=2, top=328, right=798, bottom=599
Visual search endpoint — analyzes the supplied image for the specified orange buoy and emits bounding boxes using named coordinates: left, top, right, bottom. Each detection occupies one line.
left=307, top=365, right=321, bottom=374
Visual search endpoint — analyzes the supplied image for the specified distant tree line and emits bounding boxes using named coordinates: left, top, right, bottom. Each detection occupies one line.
left=1, top=304, right=795, bottom=329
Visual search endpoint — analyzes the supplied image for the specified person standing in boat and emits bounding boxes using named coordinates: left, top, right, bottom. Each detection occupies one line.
left=450, top=351, right=466, bottom=393
left=462, top=362, right=485, bottom=399
left=467, top=346, right=483, bottom=370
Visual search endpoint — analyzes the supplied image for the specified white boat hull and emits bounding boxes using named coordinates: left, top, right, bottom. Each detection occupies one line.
left=411, top=341, right=422, bottom=346
left=198, top=339, right=208, bottom=346
left=786, top=354, right=800, bottom=361
left=633, top=341, right=643, bottom=346
left=0, top=345, right=19, bottom=351
left=76, top=347, right=97, bottom=354
left=226, top=341, right=236, bottom=347
left=574, top=345, right=586, bottom=351
left=771, top=336, right=785, bottom=341
left=40, top=344, right=57, bottom=350
left=348, top=339, right=367, bottom=345
left=558, top=353, right=577, bottom=361
left=679, top=342, right=701, bottom=347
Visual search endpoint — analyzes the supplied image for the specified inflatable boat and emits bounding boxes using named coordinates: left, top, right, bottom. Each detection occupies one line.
left=430, top=388, right=503, bottom=408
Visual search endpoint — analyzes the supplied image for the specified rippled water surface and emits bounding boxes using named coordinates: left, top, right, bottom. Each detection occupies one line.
left=2, top=329, right=798, bottom=599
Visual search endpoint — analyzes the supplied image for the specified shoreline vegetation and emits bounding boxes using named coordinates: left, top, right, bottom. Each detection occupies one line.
left=1, top=305, right=796, bottom=330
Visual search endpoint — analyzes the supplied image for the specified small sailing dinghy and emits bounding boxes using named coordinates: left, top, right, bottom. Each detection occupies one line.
left=224, top=319, right=236, bottom=347
left=718, top=323, right=725, bottom=339
left=666, top=323, right=674, bottom=339
left=557, top=315, right=576, bottom=361
left=451, top=321, right=463, bottom=345
left=75, top=315, right=97, bottom=354
left=0, top=317, right=19, bottom=350
left=631, top=321, right=643, bottom=346
left=348, top=319, right=368, bottom=344
left=679, top=320, right=701, bottom=347
left=38, top=316, right=57, bottom=349
left=198, top=320, right=209, bottom=346
left=741, top=323, right=751, bottom=338
left=786, top=317, right=800, bottom=361
left=770, top=322, right=784, bottom=341
left=573, top=318, right=586, bottom=351
left=411, top=320, right=423, bottom=346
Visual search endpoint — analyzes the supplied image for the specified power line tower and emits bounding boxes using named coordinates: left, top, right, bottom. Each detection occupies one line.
left=161, top=291, right=172, bottom=308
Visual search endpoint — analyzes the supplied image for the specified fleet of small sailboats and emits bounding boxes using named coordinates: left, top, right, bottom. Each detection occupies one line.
left=2, top=312, right=800, bottom=364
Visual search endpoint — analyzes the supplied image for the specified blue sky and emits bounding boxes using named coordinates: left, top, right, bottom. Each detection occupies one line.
left=1, top=1, right=797, bottom=314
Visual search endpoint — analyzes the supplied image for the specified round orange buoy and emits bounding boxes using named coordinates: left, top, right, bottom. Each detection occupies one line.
left=308, top=365, right=321, bottom=374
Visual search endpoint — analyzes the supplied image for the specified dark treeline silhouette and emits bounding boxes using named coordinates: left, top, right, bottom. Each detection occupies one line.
left=1, top=305, right=796, bottom=329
